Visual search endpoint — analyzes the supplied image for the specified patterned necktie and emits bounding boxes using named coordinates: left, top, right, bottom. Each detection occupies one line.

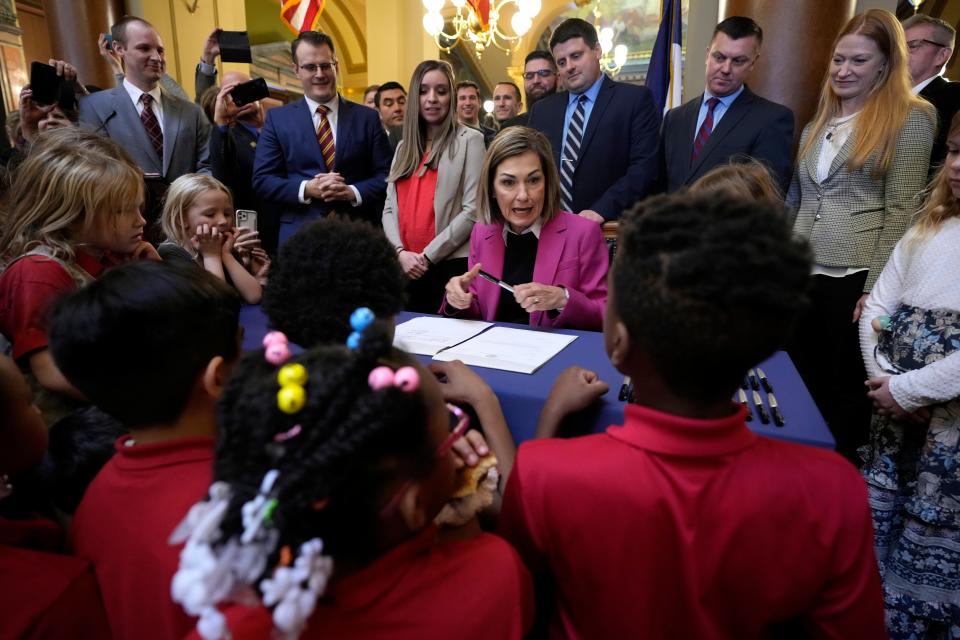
left=560, top=94, right=587, bottom=212
left=316, top=105, right=336, bottom=171
left=691, top=97, right=720, bottom=163
left=139, top=93, right=163, bottom=160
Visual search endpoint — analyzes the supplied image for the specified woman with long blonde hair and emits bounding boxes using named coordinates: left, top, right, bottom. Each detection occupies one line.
left=858, top=112, right=960, bottom=638
left=786, top=8, right=935, bottom=461
left=381, top=59, right=485, bottom=312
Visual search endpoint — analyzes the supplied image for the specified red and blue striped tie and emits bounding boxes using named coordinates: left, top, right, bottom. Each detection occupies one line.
left=691, top=97, right=720, bottom=164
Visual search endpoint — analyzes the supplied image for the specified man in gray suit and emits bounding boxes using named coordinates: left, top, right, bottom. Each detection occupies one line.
left=81, top=16, right=210, bottom=240
left=659, top=17, right=793, bottom=193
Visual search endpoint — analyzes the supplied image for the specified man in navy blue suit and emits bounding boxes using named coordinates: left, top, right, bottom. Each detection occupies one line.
left=659, top=17, right=794, bottom=194
left=527, top=18, right=660, bottom=223
left=253, top=31, right=392, bottom=243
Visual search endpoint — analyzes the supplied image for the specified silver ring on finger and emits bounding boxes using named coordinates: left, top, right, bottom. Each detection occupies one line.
left=533, top=297, right=541, bottom=304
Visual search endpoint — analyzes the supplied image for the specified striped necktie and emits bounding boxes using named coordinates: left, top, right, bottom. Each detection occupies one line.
left=560, top=94, right=587, bottom=212
left=139, top=93, right=163, bottom=160
left=316, top=105, right=335, bottom=171
left=691, top=97, right=720, bottom=163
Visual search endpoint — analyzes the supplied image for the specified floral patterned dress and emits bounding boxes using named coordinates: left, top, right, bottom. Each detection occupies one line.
left=861, top=304, right=960, bottom=638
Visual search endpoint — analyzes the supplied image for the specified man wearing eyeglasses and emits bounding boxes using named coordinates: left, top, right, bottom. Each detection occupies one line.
left=253, top=31, right=392, bottom=244
left=903, top=14, right=960, bottom=171
left=502, top=51, right=559, bottom=129
left=658, top=16, right=793, bottom=194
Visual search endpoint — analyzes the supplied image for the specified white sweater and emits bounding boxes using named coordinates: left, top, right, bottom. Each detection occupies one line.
left=859, top=216, right=960, bottom=412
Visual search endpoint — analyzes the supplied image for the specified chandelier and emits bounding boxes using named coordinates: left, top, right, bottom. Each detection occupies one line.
left=422, top=0, right=542, bottom=58
left=593, top=0, right=628, bottom=75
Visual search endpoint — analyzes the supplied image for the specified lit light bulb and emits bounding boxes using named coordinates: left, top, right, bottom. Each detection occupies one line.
left=483, top=99, right=494, bottom=114
left=423, top=0, right=444, bottom=11
left=517, top=0, right=542, bottom=17
left=613, top=44, right=628, bottom=67
left=511, top=12, right=532, bottom=36
left=423, top=12, right=444, bottom=36
left=451, top=0, right=467, bottom=6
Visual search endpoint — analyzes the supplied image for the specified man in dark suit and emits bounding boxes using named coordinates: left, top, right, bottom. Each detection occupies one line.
left=80, top=16, right=210, bottom=239
left=252, top=31, right=392, bottom=243
left=455, top=81, right=496, bottom=146
left=903, top=14, right=960, bottom=172
left=659, top=17, right=793, bottom=194
left=528, top=18, right=660, bottom=222
left=374, top=81, right=406, bottom=152
left=501, top=50, right=558, bottom=129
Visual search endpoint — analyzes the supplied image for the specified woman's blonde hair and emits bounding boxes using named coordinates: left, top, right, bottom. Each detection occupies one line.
left=799, top=9, right=932, bottom=176
left=689, top=159, right=783, bottom=203
left=0, top=127, right=143, bottom=262
left=388, top=60, right=459, bottom=182
left=476, top=126, right=561, bottom=226
left=161, top=173, right=233, bottom=247
left=911, top=112, right=960, bottom=243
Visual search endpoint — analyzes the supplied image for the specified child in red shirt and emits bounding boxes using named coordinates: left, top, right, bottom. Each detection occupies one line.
left=0, top=354, right=110, bottom=639
left=0, top=127, right=158, bottom=424
left=172, top=314, right=532, bottom=639
left=46, top=260, right=242, bottom=640
left=498, top=194, right=887, bottom=638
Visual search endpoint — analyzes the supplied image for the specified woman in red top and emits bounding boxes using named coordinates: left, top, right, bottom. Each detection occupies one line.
left=382, top=60, right=485, bottom=313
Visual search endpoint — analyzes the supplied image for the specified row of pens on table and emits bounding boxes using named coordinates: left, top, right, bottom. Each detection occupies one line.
left=618, top=368, right=785, bottom=427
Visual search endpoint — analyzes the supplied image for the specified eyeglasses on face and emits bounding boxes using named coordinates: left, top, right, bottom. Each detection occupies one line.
left=298, top=62, right=337, bottom=74
left=523, top=69, right=555, bottom=80
left=906, top=39, right=947, bottom=52
left=377, top=403, right=470, bottom=517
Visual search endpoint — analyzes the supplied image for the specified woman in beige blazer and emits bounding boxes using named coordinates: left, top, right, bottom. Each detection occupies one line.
left=786, top=9, right=935, bottom=461
left=382, top=60, right=485, bottom=312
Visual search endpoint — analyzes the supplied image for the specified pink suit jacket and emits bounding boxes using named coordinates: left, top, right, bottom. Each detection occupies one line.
left=441, top=211, right=609, bottom=330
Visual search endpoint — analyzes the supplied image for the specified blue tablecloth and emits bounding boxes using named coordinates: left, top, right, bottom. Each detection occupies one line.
left=240, top=307, right=835, bottom=450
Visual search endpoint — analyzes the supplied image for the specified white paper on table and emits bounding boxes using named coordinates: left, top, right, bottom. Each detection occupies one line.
left=392, top=316, right=493, bottom=356
left=433, top=326, right=577, bottom=374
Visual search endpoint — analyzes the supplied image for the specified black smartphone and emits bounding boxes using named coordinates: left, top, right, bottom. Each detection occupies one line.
left=231, top=78, right=269, bottom=107
left=218, top=30, right=252, bottom=63
left=30, top=61, right=60, bottom=106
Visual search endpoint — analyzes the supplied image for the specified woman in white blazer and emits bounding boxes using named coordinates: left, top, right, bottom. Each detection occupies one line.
left=786, top=9, right=935, bottom=461
left=382, top=60, right=485, bottom=313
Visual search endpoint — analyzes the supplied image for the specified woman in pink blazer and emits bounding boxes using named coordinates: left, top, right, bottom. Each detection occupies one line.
left=442, top=127, right=608, bottom=330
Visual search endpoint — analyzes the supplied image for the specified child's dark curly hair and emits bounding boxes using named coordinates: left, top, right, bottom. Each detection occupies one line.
left=262, top=219, right=407, bottom=347
left=213, top=320, right=433, bottom=567
left=613, top=194, right=812, bottom=402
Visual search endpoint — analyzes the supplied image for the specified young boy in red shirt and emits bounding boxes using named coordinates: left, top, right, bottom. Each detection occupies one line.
left=47, top=261, right=241, bottom=640
left=499, top=194, right=887, bottom=638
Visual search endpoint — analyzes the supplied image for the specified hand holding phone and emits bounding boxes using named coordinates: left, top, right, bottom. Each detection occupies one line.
left=235, top=209, right=258, bottom=233
left=230, top=78, right=269, bottom=108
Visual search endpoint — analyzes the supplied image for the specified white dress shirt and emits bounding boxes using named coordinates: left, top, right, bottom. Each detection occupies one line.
left=123, top=78, right=164, bottom=135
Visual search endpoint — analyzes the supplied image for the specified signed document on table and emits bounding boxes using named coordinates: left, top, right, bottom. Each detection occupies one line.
left=433, top=326, right=577, bottom=374
left=393, top=316, right=493, bottom=356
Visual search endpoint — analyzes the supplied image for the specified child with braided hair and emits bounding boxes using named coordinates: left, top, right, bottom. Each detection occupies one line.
left=172, top=311, right=533, bottom=640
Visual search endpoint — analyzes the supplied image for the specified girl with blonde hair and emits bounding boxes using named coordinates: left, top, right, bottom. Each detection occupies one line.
left=0, top=127, right=156, bottom=423
left=786, top=8, right=936, bottom=460
left=382, top=59, right=484, bottom=312
left=160, top=173, right=269, bottom=304
left=858, top=112, right=960, bottom=637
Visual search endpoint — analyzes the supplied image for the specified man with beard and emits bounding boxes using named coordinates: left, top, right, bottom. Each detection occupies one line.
left=502, top=51, right=558, bottom=129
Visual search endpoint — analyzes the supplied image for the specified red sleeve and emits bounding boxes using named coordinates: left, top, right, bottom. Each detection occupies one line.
left=25, top=568, right=111, bottom=640
left=497, top=448, right=548, bottom=573
left=803, top=468, right=887, bottom=639
left=0, top=256, right=76, bottom=360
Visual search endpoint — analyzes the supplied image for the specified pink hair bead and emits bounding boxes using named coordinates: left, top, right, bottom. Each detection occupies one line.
left=265, top=342, right=291, bottom=366
left=262, top=331, right=287, bottom=348
left=393, top=366, right=420, bottom=392
left=368, top=366, right=395, bottom=390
